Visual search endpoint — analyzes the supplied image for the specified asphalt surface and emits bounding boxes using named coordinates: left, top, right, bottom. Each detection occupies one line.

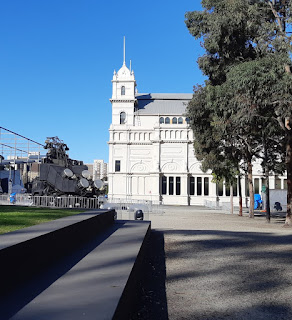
left=130, top=206, right=292, bottom=320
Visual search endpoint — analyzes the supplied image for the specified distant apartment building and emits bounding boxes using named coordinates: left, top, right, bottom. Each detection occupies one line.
left=93, top=160, right=108, bottom=180
left=85, top=164, right=93, bottom=178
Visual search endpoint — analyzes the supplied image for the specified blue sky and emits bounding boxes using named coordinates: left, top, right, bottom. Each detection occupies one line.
left=0, top=0, right=205, bottom=164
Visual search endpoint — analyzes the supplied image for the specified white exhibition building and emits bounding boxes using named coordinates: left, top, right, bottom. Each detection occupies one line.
left=107, top=54, right=287, bottom=206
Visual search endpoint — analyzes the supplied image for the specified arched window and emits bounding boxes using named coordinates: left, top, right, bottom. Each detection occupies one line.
left=165, top=117, right=170, bottom=124
left=159, top=117, right=164, bottom=124
left=120, top=112, right=126, bottom=124
left=185, top=117, right=190, bottom=124
left=172, top=117, right=177, bottom=124
left=121, top=86, right=125, bottom=95
left=178, top=117, right=183, bottom=124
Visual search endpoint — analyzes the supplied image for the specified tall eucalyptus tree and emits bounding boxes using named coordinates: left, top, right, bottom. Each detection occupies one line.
left=186, top=0, right=292, bottom=221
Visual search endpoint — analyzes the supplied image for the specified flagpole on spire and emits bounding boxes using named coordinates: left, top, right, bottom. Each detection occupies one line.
left=123, top=36, right=126, bottom=66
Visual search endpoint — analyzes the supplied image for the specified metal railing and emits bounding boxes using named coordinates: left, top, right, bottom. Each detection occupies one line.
left=103, top=197, right=164, bottom=214
left=0, top=194, right=165, bottom=214
left=204, top=200, right=233, bottom=212
left=0, top=194, right=163, bottom=212
left=0, top=194, right=99, bottom=209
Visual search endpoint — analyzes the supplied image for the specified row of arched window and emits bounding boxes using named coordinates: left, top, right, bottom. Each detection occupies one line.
left=162, top=130, right=185, bottom=140
left=120, top=113, right=190, bottom=126
left=159, top=117, right=190, bottom=125
left=113, top=132, right=153, bottom=141
left=113, top=130, right=192, bottom=141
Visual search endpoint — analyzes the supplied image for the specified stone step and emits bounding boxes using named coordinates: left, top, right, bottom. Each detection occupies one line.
left=1, top=216, right=150, bottom=320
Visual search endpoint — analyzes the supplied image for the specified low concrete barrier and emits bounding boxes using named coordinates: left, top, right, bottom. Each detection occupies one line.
left=9, top=220, right=151, bottom=320
left=0, top=210, right=115, bottom=297
left=0, top=210, right=151, bottom=320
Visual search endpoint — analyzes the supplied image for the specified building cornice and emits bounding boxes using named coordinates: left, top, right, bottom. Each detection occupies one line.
left=108, top=140, right=192, bottom=144
left=160, top=140, right=192, bottom=144
left=108, top=141, right=153, bottom=145
left=110, top=99, right=137, bottom=103
left=111, top=79, right=136, bottom=83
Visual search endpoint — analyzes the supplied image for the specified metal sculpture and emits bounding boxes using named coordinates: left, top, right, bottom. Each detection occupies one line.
left=32, top=137, right=103, bottom=197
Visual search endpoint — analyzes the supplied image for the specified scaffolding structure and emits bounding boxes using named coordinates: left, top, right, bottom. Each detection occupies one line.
left=0, top=127, right=45, bottom=194
left=0, top=127, right=44, bottom=162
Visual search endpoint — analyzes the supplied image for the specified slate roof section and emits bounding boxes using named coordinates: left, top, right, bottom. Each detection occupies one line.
left=135, top=93, right=193, bottom=115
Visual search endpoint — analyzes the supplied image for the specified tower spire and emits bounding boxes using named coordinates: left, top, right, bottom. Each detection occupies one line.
left=123, top=36, right=126, bottom=66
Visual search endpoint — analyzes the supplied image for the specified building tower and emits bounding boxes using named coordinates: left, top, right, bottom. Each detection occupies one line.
left=108, top=38, right=137, bottom=200
left=110, top=37, right=136, bottom=126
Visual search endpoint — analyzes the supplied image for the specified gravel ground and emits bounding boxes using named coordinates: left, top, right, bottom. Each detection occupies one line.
left=130, top=206, right=292, bottom=320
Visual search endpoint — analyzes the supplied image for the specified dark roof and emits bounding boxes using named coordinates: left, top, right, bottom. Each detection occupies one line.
left=135, top=93, right=193, bottom=115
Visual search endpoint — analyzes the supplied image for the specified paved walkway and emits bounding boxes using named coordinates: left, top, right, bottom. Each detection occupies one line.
left=131, top=206, right=292, bottom=320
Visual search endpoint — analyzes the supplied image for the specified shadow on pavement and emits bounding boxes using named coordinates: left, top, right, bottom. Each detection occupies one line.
left=164, top=229, right=292, bottom=320
left=129, top=230, right=168, bottom=320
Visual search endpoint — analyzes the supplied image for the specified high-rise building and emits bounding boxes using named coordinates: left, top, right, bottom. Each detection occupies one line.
left=93, top=160, right=108, bottom=180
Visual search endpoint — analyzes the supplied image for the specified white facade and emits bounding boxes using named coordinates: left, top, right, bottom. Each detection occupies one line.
left=108, top=60, right=287, bottom=205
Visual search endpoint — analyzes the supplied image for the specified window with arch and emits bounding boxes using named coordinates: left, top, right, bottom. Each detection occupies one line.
left=178, top=117, right=183, bottom=124
left=121, top=86, right=125, bottom=95
left=165, top=117, right=170, bottom=124
left=172, top=117, right=177, bottom=124
left=185, top=117, right=190, bottom=124
left=120, top=112, right=126, bottom=124
left=159, top=117, right=164, bottom=124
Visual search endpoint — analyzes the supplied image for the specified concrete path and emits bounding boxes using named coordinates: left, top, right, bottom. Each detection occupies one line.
left=131, top=206, right=292, bottom=320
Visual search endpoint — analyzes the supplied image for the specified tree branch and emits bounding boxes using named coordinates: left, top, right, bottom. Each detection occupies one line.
left=267, top=1, right=283, bottom=32
left=267, top=1, right=291, bottom=74
left=285, top=117, right=291, bottom=130
left=277, top=116, right=286, bottom=130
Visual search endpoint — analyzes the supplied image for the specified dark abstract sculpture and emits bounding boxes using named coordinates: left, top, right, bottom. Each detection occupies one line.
left=32, top=137, right=102, bottom=197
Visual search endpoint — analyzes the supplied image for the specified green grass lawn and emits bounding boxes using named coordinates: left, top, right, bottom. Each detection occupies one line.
left=0, top=206, right=84, bottom=235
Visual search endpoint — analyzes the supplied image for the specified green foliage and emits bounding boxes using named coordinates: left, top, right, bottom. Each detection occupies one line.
left=186, top=0, right=259, bottom=84
left=187, top=83, right=242, bottom=184
left=214, top=55, right=289, bottom=173
left=185, top=0, right=292, bottom=196
left=186, top=0, right=292, bottom=85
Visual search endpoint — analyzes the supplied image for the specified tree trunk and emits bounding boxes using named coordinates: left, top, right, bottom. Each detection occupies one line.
left=230, top=185, right=234, bottom=214
left=238, top=175, right=243, bottom=216
left=285, top=130, right=292, bottom=225
left=247, top=159, right=254, bottom=218
left=263, top=136, right=270, bottom=223
left=283, top=48, right=291, bottom=225
left=216, top=184, right=220, bottom=208
left=265, top=166, right=271, bottom=223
